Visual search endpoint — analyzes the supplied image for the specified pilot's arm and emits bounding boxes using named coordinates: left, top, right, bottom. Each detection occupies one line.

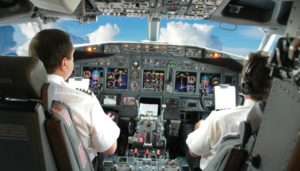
left=188, top=120, right=203, bottom=157
left=186, top=113, right=220, bottom=157
left=104, top=112, right=119, bottom=155
left=194, top=120, right=202, bottom=129
left=104, top=141, right=117, bottom=155
left=91, top=94, right=120, bottom=155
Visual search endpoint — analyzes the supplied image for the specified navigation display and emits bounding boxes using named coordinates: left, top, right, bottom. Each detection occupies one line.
left=82, top=67, right=104, bottom=89
left=200, top=73, right=221, bottom=95
left=106, top=68, right=128, bottom=89
left=175, top=71, right=197, bottom=93
left=142, top=70, right=164, bottom=92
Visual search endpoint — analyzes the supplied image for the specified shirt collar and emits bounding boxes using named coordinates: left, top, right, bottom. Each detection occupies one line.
left=243, top=98, right=256, bottom=107
left=47, top=74, right=66, bottom=85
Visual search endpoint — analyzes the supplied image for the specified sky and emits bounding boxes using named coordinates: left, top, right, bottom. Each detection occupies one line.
left=0, top=16, right=265, bottom=57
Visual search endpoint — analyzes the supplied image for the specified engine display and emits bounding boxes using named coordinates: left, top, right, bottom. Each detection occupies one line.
left=106, top=68, right=128, bottom=89
left=142, top=70, right=165, bottom=92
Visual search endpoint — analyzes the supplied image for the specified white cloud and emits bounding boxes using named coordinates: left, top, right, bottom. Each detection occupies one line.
left=239, top=27, right=265, bottom=39
left=19, top=23, right=37, bottom=39
left=87, top=23, right=120, bottom=43
left=16, top=41, right=30, bottom=56
left=159, top=22, right=214, bottom=47
left=16, top=23, right=37, bottom=56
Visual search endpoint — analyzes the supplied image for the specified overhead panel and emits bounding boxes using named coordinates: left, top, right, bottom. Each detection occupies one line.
left=94, top=0, right=224, bottom=19
left=30, top=0, right=81, bottom=13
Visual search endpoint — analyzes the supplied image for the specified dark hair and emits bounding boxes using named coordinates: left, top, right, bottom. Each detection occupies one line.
left=29, top=29, right=73, bottom=73
left=241, top=51, right=272, bottom=101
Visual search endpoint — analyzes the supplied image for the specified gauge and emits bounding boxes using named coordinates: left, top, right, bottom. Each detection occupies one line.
left=130, top=81, right=140, bottom=91
left=83, top=70, right=91, bottom=78
left=132, top=60, right=140, bottom=68
left=212, top=76, right=220, bottom=85
left=131, top=70, right=140, bottom=79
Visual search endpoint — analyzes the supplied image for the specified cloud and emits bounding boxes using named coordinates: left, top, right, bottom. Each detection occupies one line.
left=19, top=23, right=36, bottom=39
left=159, top=22, right=214, bottom=47
left=16, top=23, right=57, bottom=56
left=87, top=23, right=120, bottom=43
left=239, top=27, right=265, bottom=39
left=16, top=23, right=38, bottom=56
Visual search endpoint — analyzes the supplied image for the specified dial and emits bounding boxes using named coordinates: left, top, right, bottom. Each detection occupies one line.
left=130, top=81, right=140, bottom=91
left=131, top=70, right=140, bottom=79
left=132, top=60, right=140, bottom=68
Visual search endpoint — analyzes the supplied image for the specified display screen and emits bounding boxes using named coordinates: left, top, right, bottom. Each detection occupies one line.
left=102, top=95, right=118, bottom=105
left=123, top=96, right=136, bottom=105
left=165, top=98, right=177, bottom=106
left=82, top=67, right=103, bottom=89
left=142, top=70, right=164, bottom=92
left=200, top=73, right=221, bottom=95
left=106, top=68, right=128, bottom=89
left=175, top=71, right=197, bottom=93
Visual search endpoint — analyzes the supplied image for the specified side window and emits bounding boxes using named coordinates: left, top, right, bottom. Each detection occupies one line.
left=0, top=26, right=17, bottom=56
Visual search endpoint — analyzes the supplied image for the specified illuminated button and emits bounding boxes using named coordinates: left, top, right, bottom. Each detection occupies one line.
left=134, top=148, right=138, bottom=157
left=157, top=149, right=161, bottom=157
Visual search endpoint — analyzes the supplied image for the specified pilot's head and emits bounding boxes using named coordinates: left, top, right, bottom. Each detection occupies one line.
left=241, top=50, right=272, bottom=101
left=29, top=29, right=74, bottom=80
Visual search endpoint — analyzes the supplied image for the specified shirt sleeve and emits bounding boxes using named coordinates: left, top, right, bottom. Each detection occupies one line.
left=90, top=94, right=120, bottom=152
left=186, top=111, right=220, bottom=156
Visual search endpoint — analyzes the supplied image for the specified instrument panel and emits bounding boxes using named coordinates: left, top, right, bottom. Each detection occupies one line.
left=73, top=43, right=241, bottom=120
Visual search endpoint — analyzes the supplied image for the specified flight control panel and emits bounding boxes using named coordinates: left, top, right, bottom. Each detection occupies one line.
left=73, top=42, right=240, bottom=118
left=72, top=42, right=242, bottom=169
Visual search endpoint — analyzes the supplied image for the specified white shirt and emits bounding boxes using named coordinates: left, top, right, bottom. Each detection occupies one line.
left=48, top=74, right=120, bottom=160
left=186, top=99, right=256, bottom=169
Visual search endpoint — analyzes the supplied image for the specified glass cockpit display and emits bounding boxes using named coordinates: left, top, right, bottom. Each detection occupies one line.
left=106, top=68, right=128, bottom=89
left=175, top=71, right=197, bottom=93
left=142, top=70, right=164, bottom=92
left=200, top=73, right=221, bottom=95
left=82, top=67, right=103, bottom=89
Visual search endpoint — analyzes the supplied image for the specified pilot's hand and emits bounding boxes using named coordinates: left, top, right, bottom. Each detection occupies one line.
left=194, top=120, right=201, bottom=130
left=107, top=112, right=116, bottom=121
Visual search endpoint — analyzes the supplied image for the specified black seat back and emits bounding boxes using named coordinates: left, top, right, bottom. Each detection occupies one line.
left=0, top=56, right=56, bottom=171
left=0, top=56, right=93, bottom=171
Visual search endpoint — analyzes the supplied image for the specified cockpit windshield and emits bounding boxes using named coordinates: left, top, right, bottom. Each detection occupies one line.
left=0, top=16, right=265, bottom=57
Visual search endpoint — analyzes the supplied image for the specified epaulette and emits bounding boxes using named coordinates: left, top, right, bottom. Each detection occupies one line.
left=76, top=88, right=92, bottom=95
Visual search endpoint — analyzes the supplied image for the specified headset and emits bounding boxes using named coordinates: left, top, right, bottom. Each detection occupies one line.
left=241, top=56, right=267, bottom=95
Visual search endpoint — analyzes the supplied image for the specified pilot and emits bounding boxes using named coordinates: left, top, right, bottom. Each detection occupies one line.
left=186, top=51, right=272, bottom=170
left=29, top=29, right=120, bottom=170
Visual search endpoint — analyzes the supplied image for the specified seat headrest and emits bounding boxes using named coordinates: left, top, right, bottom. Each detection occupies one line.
left=246, top=101, right=265, bottom=134
left=0, top=56, right=47, bottom=99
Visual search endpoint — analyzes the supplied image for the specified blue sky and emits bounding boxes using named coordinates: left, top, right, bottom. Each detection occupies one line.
left=0, top=16, right=265, bottom=57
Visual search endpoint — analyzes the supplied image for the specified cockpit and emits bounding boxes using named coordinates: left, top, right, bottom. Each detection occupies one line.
left=0, top=0, right=299, bottom=170
left=69, top=42, right=242, bottom=170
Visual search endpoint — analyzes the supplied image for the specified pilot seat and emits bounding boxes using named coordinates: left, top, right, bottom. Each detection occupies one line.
left=0, top=56, right=93, bottom=171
